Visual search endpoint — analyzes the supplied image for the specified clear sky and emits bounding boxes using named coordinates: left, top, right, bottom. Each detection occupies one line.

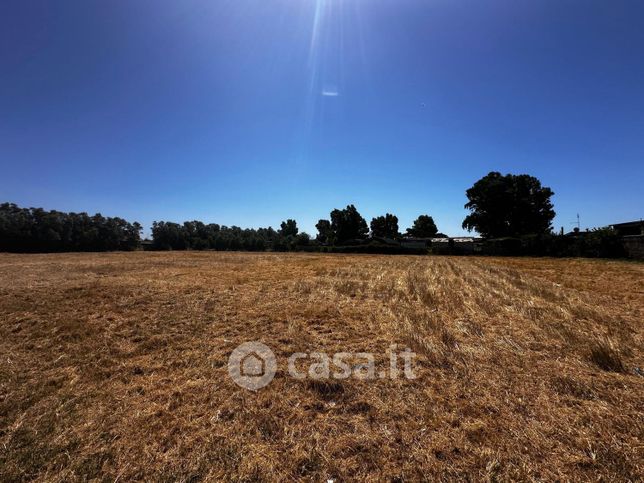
left=1, top=0, right=643, bottom=237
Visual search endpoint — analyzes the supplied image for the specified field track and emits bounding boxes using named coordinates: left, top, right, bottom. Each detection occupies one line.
left=0, top=252, right=642, bottom=480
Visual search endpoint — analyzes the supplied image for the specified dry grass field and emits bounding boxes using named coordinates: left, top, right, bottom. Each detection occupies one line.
left=0, top=252, right=642, bottom=481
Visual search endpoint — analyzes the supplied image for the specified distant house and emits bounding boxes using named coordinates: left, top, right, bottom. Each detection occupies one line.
left=371, top=236, right=400, bottom=246
left=612, top=220, right=644, bottom=259
left=611, top=220, right=644, bottom=237
left=140, top=239, right=154, bottom=250
left=400, top=237, right=432, bottom=249
left=430, top=237, right=480, bottom=255
left=565, top=227, right=585, bottom=237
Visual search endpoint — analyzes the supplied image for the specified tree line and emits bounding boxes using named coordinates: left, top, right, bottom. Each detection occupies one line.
left=149, top=207, right=448, bottom=252
left=150, top=220, right=310, bottom=252
left=2, top=172, right=623, bottom=256
left=0, top=203, right=141, bottom=252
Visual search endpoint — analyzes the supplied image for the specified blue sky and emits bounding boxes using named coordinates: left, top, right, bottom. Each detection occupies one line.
left=1, top=0, right=643, bottom=237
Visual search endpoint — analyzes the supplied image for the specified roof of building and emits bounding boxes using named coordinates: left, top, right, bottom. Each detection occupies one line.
left=611, top=220, right=643, bottom=228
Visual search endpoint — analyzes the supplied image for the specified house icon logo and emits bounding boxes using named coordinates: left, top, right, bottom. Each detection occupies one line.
left=228, top=341, right=277, bottom=391
left=240, top=352, right=265, bottom=377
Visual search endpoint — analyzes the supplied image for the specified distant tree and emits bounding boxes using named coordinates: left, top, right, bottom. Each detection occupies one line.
left=462, top=172, right=555, bottom=238
left=271, top=236, right=288, bottom=252
left=279, top=219, right=298, bottom=237
left=296, top=232, right=311, bottom=246
left=183, top=221, right=207, bottom=249
left=315, top=219, right=333, bottom=244
left=370, top=213, right=400, bottom=239
left=330, top=205, right=369, bottom=243
left=151, top=221, right=187, bottom=250
left=406, top=215, right=439, bottom=238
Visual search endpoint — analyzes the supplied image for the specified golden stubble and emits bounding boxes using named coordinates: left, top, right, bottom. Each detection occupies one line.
left=0, top=252, right=642, bottom=481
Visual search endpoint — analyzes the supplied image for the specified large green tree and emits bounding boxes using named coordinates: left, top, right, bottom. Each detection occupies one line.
left=329, top=204, right=369, bottom=244
left=462, top=172, right=555, bottom=238
left=279, top=219, right=298, bottom=237
left=406, top=215, right=439, bottom=238
left=315, top=219, right=333, bottom=244
left=370, top=213, right=400, bottom=239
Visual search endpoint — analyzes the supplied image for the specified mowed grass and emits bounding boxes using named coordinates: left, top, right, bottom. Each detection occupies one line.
left=0, top=252, right=642, bottom=481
